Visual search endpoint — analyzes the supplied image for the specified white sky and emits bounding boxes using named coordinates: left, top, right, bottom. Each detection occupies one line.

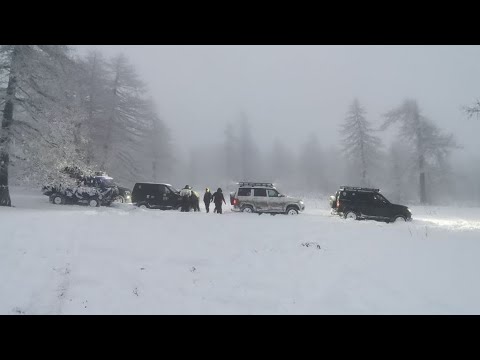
left=75, top=45, right=480, bottom=159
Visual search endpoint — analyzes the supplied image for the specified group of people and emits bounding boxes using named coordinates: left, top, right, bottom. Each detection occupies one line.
left=180, top=185, right=226, bottom=214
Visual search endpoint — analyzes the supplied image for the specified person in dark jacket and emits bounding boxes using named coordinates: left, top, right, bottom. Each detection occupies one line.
left=191, top=189, right=200, bottom=212
left=203, top=188, right=213, bottom=213
left=180, top=185, right=192, bottom=212
left=212, top=187, right=226, bottom=214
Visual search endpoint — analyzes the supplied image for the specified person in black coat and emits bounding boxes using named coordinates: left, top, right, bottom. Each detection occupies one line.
left=212, top=187, right=226, bottom=214
left=191, top=189, right=200, bottom=212
left=203, top=188, right=213, bottom=213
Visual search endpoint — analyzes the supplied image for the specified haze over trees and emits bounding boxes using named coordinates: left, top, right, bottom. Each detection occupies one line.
left=2, top=45, right=479, bottom=206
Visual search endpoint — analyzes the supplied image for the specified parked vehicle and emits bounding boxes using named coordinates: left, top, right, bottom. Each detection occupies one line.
left=44, top=167, right=131, bottom=206
left=330, top=186, right=412, bottom=223
left=44, top=181, right=119, bottom=208
left=49, top=186, right=103, bottom=207
left=230, top=182, right=305, bottom=215
left=131, top=183, right=182, bottom=210
left=80, top=175, right=131, bottom=203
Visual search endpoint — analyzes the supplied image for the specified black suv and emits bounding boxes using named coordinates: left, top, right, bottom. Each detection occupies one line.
left=330, top=186, right=412, bottom=223
left=131, top=183, right=182, bottom=210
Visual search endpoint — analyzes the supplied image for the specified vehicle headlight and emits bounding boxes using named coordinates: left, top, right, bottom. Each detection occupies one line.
left=407, top=208, right=412, bottom=213
left=299, top=200, right=304, bottom=205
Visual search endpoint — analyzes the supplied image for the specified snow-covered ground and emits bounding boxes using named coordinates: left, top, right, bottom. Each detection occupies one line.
left=1, top=187, right=480, bottom=314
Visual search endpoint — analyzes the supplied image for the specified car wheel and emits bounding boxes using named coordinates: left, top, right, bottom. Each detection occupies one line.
left=242, top=206, right=254, bottom=213
left=345, top=211, right=358, bottom=220
left=89, top=199, right=99, bottom=207
left=393, top=216, right=406, bottom=223
left=139, top=203, right=149, bottom=209
left=286, top=207, right=299, bottom=215
left=53, top=195, right=64, bottom=205
left=114, top=196, right=125, bottom=204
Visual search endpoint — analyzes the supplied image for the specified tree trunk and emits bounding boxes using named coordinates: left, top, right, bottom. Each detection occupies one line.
left=101, top=67, right=119, bottom=170
left=419, top=154, right=427, bottom=204
left=0, top=47, right=19, bottom=207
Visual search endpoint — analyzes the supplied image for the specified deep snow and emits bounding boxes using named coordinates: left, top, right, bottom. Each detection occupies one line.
left=1, top=187, right=480, bottom=314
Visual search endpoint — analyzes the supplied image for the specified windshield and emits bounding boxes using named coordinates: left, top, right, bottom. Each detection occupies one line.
left=96, top=177, right=115, bottom=187
left=168, top=186, right=179, bottom=194
left=374, top=193, right=390, bottom=203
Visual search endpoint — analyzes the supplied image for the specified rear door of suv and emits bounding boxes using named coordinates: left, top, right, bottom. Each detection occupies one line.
left=161, top=185, right=180, bottom=210
left=236, top=187, right=253, bottom=209
left=145, top=184, right=162, bottom=208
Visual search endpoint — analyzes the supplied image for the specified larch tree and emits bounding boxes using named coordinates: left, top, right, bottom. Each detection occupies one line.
left=339, top=98, right=382, bottom=186
left=381, top=99, right=456, bottom=204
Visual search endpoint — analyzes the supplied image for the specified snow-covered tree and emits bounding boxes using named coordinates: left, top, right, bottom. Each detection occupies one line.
left=381, top=99, right=456, bottom=204
left=339, top=99, right=382, bottom=186
left=0, top=45, right=80, bottom=206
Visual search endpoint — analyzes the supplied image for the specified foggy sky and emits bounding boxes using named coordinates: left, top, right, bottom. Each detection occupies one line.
left=75, top=45, right=480, bottom=160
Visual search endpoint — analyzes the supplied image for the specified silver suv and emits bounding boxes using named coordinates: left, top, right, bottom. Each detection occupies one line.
left=230, top=182, right=305, bottom=215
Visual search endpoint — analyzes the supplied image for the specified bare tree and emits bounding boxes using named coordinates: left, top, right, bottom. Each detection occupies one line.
left=298, top=134, right=324, bottom=192
left=340, top=98, right=382, bottom=186
left=269, top=138, right=295, bottom=188
left=224, top=122, right=238, bottom=182
left=381, top=99, right=456, bottom=204
left=464, top=99, right=480, bottom=119
left=144, top=101, right=172, bottom=183
left=92, top=54, right=154, bottom=184
left=238, top=112, right=257, bottom=181
left=77, top=50, right=110, bottom=165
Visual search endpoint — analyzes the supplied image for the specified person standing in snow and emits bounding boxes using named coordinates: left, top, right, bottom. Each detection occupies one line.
left=180, top=185, right=192, bottom=212
left=212, top=187, right=226, bottom=214
left=203, top=188, right=213, bottom=213
left=191, top=189, right=201, bottom=212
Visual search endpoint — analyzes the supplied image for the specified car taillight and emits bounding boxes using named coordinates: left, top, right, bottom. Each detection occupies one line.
left=337, top=199, right=340, bottom=208
left=233, top=198, right=238, bottom=205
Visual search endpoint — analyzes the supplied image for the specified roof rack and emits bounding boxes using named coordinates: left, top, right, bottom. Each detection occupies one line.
left=340, top=186, right=380, bottom=192
left=238, top=182, right=274, bottom=188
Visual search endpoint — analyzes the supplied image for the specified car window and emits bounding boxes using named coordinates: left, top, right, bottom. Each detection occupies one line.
left=254, top=188, right=267, bottom=197
left=356, top=192, right=372, bottom=202
left=267, top=189, right=279, bottom=197
left=340, top=191, right=350, bottom=199
left=374, top=194, right=388, bottom=203
left=164, top=186, right=172, bottom=195
left=238, top=188, right=252, bottom=196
